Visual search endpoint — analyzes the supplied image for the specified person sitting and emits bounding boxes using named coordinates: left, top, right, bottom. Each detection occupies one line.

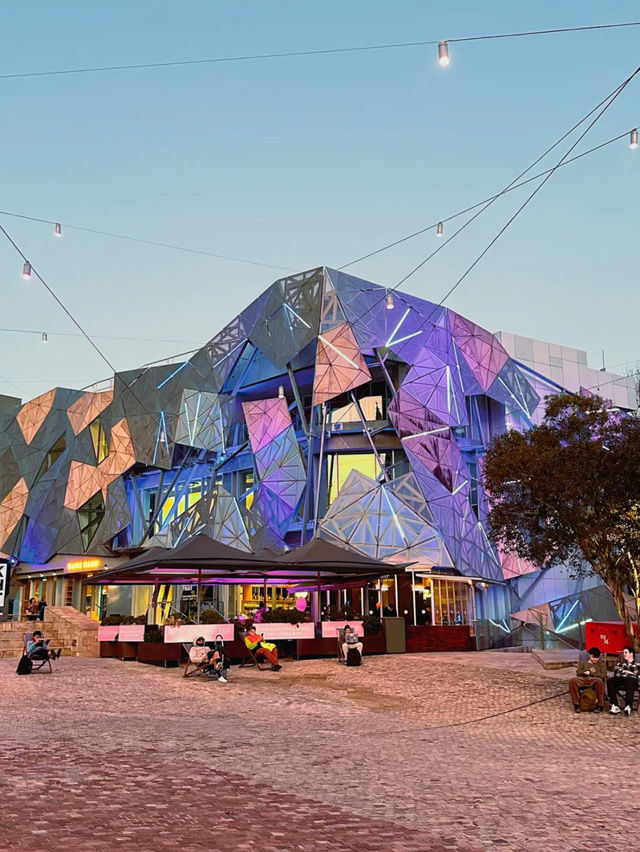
left=342, top=625, right=363, bottom=662
left=244, top=625, right=281, bottom=671
left=25, top=597, right=39, bottom=622
left=37, top=598, right=47, bottom=621
left=27, top=630, right=61, bottom=661
left=608, top=646, right=639, bottom=715
left=569, top=646, right=606, bottom=712
left=188, top=636, right=227, bottom=682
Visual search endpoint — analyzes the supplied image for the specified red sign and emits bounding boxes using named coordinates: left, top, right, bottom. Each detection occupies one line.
left=584, top=621, right=638, bottom=654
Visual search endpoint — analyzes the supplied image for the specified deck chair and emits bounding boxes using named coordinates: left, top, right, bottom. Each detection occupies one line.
left=183, top=642, right=203, bottom=678
left=336, top=629, right=346, bottom=664
left=240, top=631, right=271, bottom=670
left=23, top=632, right=53, bottom=674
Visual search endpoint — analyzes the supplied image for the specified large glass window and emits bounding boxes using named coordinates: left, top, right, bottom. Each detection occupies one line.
left=327, top=450, right=409, bottom=505
left=33, top=434, right=66, bottom=485
left=78, top=492, right=105, bottom=549
left=431, top=578, right=475, bottom=626
left=327, top=452, right=383, bottom=504
left=89, top=418, right=109, bottom=464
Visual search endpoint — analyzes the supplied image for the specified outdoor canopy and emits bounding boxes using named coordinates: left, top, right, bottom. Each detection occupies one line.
left=86, top=534, right=413, bottom=586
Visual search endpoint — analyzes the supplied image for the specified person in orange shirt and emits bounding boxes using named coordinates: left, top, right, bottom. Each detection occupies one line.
left=244, top=625, right=281, bottom=671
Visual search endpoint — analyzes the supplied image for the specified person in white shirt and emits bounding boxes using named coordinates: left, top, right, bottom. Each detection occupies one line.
left=189, top=636, right=227, bottom=683
left=342, top=625, right=363, bottom=660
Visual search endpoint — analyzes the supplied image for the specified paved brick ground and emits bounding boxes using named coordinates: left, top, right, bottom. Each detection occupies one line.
left=1, top=652, right=638, bottom=852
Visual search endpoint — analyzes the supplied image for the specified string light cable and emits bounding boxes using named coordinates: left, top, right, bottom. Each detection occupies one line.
left=334, top=71, right=639, bottom=337
left=0, top=326, right=201, bottom=346
left=0, top=212, right=294, bottom=273
left=0, top=22, right=638, bottom=79
left=0, top=221, right=164, bottom=413
left=404, top=62, right=640, bottom=329
left=338, top=128, right=635, bottom=271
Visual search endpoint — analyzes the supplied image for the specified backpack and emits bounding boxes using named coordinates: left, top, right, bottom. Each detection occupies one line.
left=579, top=687, right=597, bottom=712
left=346, top=647, right=362, bottom=667
left=16, top=655, right=33, bottom=676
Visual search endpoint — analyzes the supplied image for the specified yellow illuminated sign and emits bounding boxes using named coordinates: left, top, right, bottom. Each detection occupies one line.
left=66, top=559, right=102, bottom=573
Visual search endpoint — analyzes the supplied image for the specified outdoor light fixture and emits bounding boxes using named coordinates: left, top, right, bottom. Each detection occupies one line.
left=438, top=41, right=450, bottom=66
left=41, top=332, right=48, bottom=343
left=630, top=128, right=638, bottom=149
left=385, top=290, right=394, bottom=310
left=436, top=222, right=444, bottom=237
left=54, top=222, right=62, bottom=237
left=278, top=385, right=285, bottom=399
left=22, top=261, right=32, bottom=280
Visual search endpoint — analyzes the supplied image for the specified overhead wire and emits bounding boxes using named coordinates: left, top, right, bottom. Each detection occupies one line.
left=0, top=211, right=295, bottom=272
left=0, top=326, right=201, bottom=345
left=334, top=69, right=640, bottom=342
left=408, top=63, right=640, bottom=327
left=0, top=22, right=638, bottom=80
left=0, top=222, right=166, bottom=412
left=338, top=129, right=633, bottom=270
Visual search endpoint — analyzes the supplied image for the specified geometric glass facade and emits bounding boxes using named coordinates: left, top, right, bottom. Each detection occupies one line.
left=0, top=267, right=636, bottom=635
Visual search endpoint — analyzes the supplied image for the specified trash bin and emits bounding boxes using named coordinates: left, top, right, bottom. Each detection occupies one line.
left=384, top=617, right=406, bottom=654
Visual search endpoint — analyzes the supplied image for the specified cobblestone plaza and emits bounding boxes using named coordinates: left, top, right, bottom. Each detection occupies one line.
left=2, top=653, right=637, bottom=852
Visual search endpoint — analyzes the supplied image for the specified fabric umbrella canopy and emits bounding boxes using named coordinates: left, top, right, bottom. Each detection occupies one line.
left=279, top=536, right=414, bottom=573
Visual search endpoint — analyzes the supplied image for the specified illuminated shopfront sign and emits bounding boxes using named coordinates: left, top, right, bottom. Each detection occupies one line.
left=66, top=559, right=102, bottom=573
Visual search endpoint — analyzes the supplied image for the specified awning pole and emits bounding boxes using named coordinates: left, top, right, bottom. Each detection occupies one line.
left=394, top=574, right=399, bottom=616
left=411, top=571, right=417, bottom=627
left=263, top=577, right=268, bottom=612
left=197, top=568, right=202, bottom=623
left=316, top=570, right=322, bottom=624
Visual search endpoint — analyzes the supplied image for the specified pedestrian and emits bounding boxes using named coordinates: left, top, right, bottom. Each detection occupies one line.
left=37, top=598, right=47, bottom=621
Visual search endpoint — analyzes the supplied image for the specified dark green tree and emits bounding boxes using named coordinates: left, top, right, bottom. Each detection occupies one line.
left=484, top=393, right=640, bottom=650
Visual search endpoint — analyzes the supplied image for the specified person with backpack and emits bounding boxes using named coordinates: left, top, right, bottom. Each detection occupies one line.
left=608, top=646, right=639, bottom=715
left=342, top=625, right=364, bottom=666
left=568, top=647, right=605, bottom=713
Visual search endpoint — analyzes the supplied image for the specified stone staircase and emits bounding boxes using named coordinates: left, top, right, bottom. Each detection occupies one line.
left=0, top=605, right=99, bottom=658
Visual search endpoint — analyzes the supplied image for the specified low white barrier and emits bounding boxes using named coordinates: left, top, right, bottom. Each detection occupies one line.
left=163, top=624, right=235, bottom=643
left=97, top=625, right=119, bottom=641
left=251, top=622, right=314, bottom=640
left=117, top=625, right=145, bottom=642
left=321, top=620, right=364, bottom=638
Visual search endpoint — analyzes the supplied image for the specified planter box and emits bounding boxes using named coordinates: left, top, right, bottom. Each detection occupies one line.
left=117, top=641, right=139, bottom=661
left=405, top=625, right=472, bottom=653
left=136, top=642, right=182, bottom=667
left=99, top=641, right=119, bottom=658
left=297, top=630, right=386, bottom=659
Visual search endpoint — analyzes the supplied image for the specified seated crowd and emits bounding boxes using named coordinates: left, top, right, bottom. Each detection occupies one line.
left=569, top=646, right=639, bottom=715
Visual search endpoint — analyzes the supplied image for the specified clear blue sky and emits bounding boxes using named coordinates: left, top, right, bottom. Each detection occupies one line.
left=1, top=1, right=639, bottom=400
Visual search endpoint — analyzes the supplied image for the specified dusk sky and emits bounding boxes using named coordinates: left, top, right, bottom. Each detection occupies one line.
left=1, top=1, right=639, bottom=400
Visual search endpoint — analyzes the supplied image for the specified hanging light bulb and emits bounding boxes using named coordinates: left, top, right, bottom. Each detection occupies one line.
left=22, top=261, right=32, bottom=280
left=438, top=41, right=450, bottom=67
left=54, top=223, right=62, bottom=237
left=41, top=332, right=48, bottom=343
left=385, top=290, right=394, bottom=310
left=630, top=129, right=638, bottom=149
left=436, top=222, right=444, bottom=237
left=278, top=385, right=285, bottom=399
